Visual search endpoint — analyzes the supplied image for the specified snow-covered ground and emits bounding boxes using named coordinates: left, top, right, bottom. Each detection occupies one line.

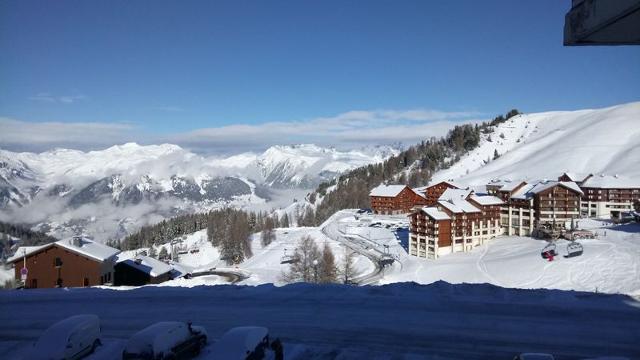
left=433, top=102, right=640, bottom=185
left=98, top=208, right=640, bottom=298
left=329, top=210, right=640, bottom=297
left=1, top=281, right=639, bottom=359
left=116, top=225, right=375, bottom=288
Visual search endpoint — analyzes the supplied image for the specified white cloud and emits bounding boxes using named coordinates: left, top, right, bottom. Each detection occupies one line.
left=168, top=109, right=483, bottom=153
left=0, top=118, right=136, bottom=152
left=0, top=108, right=484, bottom=154
left=29, top=93, right=87, bottom=104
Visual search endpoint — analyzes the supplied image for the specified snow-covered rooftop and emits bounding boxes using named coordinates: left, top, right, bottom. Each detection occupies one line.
left=469, top=194, right=504, bottom=206
left=581, top=174, right=640, bottom=189
left=117, top=255, right=173, bottom=277
left=420, top=207, right=451, bottom=220
left=528, top=180, right=583, bottom=196
left=487, top=179, right=526, bottom=192
left=561, top=172, right=592, bottom=182
left=437, top=189, right=480, bottom=213
left=369, top=184, right=407, bottom=197
left=7, top=237, right=120, bottom=264
left=56, top=237, right=120, bottom=262
left=6, top=245, right=48, bottom=263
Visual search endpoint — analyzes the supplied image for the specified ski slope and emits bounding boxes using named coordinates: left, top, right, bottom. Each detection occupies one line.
left=433, top=101, right=640, bottom=185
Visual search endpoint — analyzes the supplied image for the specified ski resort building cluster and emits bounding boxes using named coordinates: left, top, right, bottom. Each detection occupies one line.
left=370, top=172, right=640, bottom=260
left=409, top=189, right=503, bottom=259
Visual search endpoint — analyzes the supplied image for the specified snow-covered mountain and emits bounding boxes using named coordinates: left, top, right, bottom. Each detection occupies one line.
left=0, top=143, right=398, bottom=241
left=432, top=101, right=640, bottom=185
left=209, top=144, right=399, bottom=188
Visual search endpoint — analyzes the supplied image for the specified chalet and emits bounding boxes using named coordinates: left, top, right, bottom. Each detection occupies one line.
left=577, top=174, right=640, bottom=218
left=114, top=254, right=173, bottom=286
left=558, top=172, right=593, bottom=186
left=409, top=189, right=503, bottom=259
left=486, top=179, right=527, bottom=202
left=416, top=180, right=462, bottom=206
left=369, top=184, right=427, bottom=215
left=489, top=179, right=583, bottom=236
left=7, top=236, right=119, bottom=289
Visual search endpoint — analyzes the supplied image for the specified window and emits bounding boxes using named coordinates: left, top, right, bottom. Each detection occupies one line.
left=53, top=257, right=63, bottom=267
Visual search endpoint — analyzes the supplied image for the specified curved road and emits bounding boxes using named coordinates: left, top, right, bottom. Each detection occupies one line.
left=190, top=267, right=251, bottom=284
left=321, top=211, right=399, bottom=285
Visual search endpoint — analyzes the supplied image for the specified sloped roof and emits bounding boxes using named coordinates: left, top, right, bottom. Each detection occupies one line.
left=411, top=188, right=427, bottom=199
left=561, top=172, right=592, bottom=182
left=469, top=194, right=504, bottom=206
left=437, top=189, right=480, bottom=213
left=57, top=237, right=120, bottom=262
left=6, top=245, right=48, bottom=263
left=7, top=237, right=120, bottom=264
left=420, top=207, right=451, bottom=220
left=117, top=255, right=172, bottom=277
left=510, top=183, right=537, bottom=200
left=369, top=184, right=407, bottom=197
left=429, top=180, right=463, bottom=189
left=581, top=174, right=640, bottom=189
left=528, top=180, right=583, bottom=196
left=486, top=179, right=526, bottom=192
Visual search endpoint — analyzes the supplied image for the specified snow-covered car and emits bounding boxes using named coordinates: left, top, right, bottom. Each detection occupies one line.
left=513, top=353, right=555, bottom=360
left=208, top=326, right=271, bottom=359
left=122, top=321, right=208, bottom=360
left=28, top=314, right=102, bottom=360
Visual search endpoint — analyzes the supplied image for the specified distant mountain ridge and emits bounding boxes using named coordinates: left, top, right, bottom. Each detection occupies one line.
left=0, top=142, right=398, bottom=241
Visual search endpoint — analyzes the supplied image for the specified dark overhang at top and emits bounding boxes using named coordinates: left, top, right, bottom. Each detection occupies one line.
left=564, top=0, right=640, bottom=45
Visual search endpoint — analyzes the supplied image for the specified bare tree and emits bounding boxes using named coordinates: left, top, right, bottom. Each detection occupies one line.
left=318, top=243, right=338, bottom=283
left=281, top=235, right=320, bottom=283
left=339, top=246, right=361, bottom=284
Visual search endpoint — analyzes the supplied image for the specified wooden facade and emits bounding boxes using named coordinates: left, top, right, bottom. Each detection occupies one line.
left=533, top=185, right=582, bottom=226
left=114, top=261, right=172, bottom=286
left=422, top=181, right=460, bottom=206
left=10, top=244, right=116, bottom=289
left=370, top=186, right=428, bottom=214
left=409, top=194, right=502, bottom=259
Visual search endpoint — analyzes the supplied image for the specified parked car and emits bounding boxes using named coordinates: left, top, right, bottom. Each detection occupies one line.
left=513, top=353, right=555, bottom=360
left=208, top=326, right=270, bottom=359
left=122, top=321, right=207, bottom=360
left=28, top=314, right=102, bottom=360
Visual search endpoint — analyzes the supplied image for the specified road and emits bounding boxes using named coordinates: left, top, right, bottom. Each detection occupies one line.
left=191, top=267, right=250, bottom=284
left=320, top=211, right=399, bottom=285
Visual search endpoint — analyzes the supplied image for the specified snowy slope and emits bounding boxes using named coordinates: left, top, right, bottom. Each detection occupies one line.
left=433, top=101, right=640, bottom=185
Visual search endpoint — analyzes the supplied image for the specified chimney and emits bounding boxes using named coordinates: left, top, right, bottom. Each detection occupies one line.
left=72, top=236, right=83, bottom=247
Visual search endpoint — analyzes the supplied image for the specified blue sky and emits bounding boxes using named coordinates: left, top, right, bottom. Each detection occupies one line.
left=1, top=0, right=639, bottom=153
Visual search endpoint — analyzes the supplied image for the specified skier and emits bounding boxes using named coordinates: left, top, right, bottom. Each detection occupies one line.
left=548, top=251, right=554, bottom=262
